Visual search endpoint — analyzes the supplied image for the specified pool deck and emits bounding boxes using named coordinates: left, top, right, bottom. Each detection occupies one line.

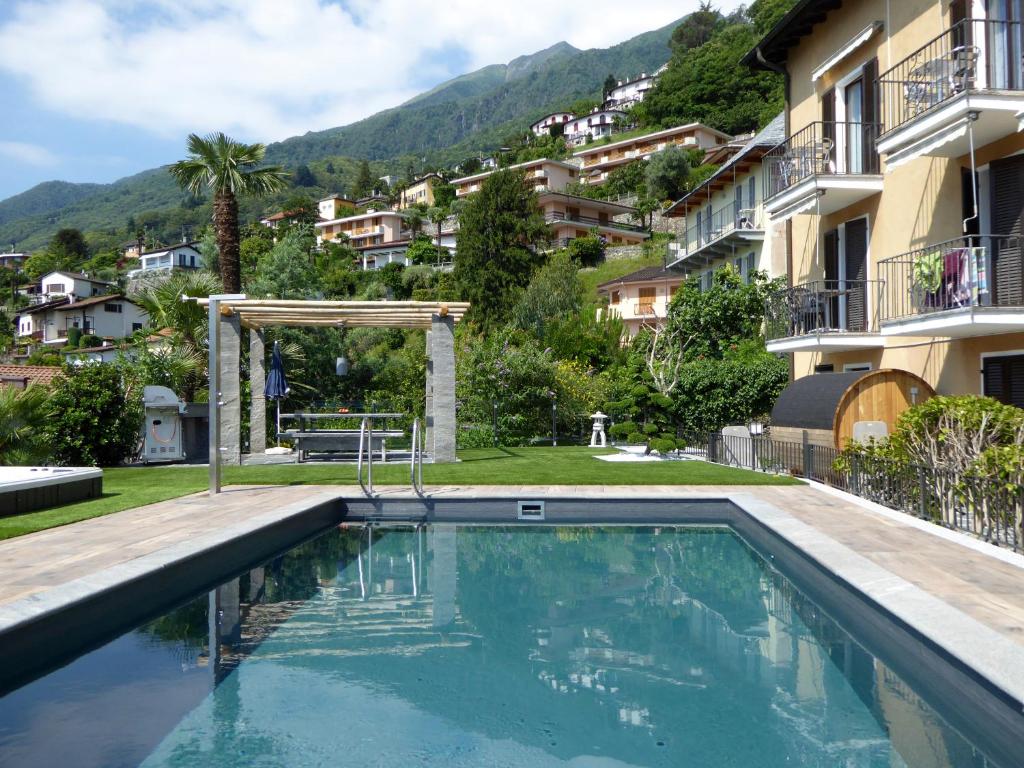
left=1, top=482, right=1023, bottom=702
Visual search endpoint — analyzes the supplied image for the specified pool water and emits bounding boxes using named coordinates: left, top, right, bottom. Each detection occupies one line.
left=0, top=525, right=999, bottom=767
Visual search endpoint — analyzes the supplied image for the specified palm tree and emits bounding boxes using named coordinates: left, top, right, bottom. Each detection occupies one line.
left=427, top=206, right=448, bottom=265
left=0, top=384, right=51, bottom=465
left=169, top=133, right=289, bottom=292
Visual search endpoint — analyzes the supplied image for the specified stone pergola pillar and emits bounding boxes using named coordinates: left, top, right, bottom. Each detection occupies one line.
left=430, top=313, right=456, bottom=463
left=424, top=329, right=433, bottom=456
left=220, top=312, right=242, bottom=465
left=249, top=330, right=266, bottom=454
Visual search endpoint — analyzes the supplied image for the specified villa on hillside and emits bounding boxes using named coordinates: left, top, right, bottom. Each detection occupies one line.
left=530, top=112, right=576, bottom=138
left=573, top=123, right=732, bottom=186
left=0, top=252, right=28, bottom=270
left=662, top=113, right=787, bottom=288
left=746, top=0, right=1024, bottom=407
left=602, top=70, right=660, bottom=111
left=315, top=209, right=409, bottom=249
left=318, top=195, right=357, bottom=221
left=15, top=292, right=147, bottom=346
left=127, top=242, right=202, bottom=278
left=397, top=173, right=443, bottom=210
left=452, top=158, right=648, bottom=247
left=597, top=265, right=685, bottom=337
left=563, top=108, right=628, bottom=147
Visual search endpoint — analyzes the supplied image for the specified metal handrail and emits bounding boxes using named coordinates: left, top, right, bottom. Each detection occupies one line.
left=357, top=416, right=373, bottom=495
left=410, top=417, right=425, bottom=495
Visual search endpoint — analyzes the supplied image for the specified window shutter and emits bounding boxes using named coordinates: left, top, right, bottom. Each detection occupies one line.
left=983, top=354, right=1024, bottom=409
left=862, top=58, right=879, bottom=171
left=990, top=156, right=1024, bottom=305
left=822, top=87, right=836, bottom=148
left=845, top=219, right=869, bottom=331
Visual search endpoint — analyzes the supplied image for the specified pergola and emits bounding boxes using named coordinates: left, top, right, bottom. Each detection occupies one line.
left=197, top=296, right=470, bottom=494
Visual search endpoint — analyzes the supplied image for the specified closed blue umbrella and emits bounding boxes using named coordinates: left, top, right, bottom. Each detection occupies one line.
left=265, top=341, right=290, bottom=445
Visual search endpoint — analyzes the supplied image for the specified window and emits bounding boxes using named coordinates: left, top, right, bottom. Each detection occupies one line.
left=104, top=303, right=123, bottom=314
left=746, top=253, right=756, bottom=282
left=610, top=290, right=621, bottom=305
left=815, top=363, right=836, bottom=373
left=983, top=353, right=1024, bottom=408
left=748, top=176, right=756, bottom=209
left=843, top=362, right=873, bottom=372
left=132, top=323, right=143, bottom=332
left=48, top=283, right=65, bottom=294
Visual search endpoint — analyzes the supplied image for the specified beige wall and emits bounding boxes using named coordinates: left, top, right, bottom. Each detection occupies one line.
left=603, top=279, right=683, bottom=336
left=783, top=0, right=1024, bottom=396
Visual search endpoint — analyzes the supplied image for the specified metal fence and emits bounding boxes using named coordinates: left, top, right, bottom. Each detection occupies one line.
left=701, top=432, right=1023, bottom=551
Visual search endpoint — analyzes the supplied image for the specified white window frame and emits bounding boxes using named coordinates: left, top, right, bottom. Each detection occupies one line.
left=843, top=362, right=873, bottom=372
left=828, top=212, right=872, bottom=330
left=979, top=348, right=1024, bottom=395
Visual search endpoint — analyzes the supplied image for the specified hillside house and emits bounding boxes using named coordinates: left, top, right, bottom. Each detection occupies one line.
left=597, top=266, right=686, bottom=337
left=563, top=108, right=628, bottom=146
left=318, top=195, right=357, bottom=221
left=530, top=112, right=576, bottom=138
left=15, top=293, right=147, bottom=346
left=315, top=209, right=409, bottom=249
left=127, top=243, right=202, bottom=278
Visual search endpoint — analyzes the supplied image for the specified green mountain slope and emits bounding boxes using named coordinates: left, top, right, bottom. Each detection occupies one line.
left=0, top=21, right=677, bottom=251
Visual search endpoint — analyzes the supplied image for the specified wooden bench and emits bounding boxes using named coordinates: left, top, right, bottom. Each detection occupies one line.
left=282, top=429, right=404, bottom=463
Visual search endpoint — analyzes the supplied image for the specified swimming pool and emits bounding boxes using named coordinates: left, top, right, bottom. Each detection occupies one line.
left=0, top=523, right=1014, bottom=766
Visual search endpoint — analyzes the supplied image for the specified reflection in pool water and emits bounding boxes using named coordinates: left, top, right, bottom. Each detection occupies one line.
left=0, top=525, right=1000, bottom=767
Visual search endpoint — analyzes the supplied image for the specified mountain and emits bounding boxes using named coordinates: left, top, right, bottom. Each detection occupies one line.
left=0, top=20, right=678, bottom=251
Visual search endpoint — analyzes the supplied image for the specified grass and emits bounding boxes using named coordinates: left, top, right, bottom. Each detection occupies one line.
left=580, top=247, right=665, bottom=302
left=0, top=447, right=798, bottom=540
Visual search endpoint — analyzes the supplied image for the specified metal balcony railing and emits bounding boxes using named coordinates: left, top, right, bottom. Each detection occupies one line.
left=763, top=121, right=881, bottom=200
left=633, top=302, right=657, bottom=317
left=878, top=235, right=1024, bottom=322
left=675, top=202, right=763, bottom=259
left=765, top=280, right=882, bottom=341
left=545, top=211, right=646, bottom=233
left=879, top=18, right=1024, bottom=134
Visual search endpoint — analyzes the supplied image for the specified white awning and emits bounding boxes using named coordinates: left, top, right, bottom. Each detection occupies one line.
left=811, top=21, right=884, bottom=82
left=884, top=119, right=969, bottom=171
left=771, top=191, right=823, bottom=222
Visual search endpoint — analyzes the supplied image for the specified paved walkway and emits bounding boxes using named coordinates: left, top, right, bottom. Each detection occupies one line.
left=1, top=483, right=1022, bottom=649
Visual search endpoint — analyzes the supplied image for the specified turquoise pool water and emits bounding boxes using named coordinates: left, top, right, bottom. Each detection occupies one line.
left=0, top=525, right=999, bottom=766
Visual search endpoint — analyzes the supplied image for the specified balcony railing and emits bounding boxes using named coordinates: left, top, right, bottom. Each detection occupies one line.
left=763, top=121, right=881, bottom=200
left=633, top=302, right=657, bottom=317
left=766, top=280, right=882, bottom=341
left=545, top=212, right=646, bottom=233
left=878, top=235, right=1024, bottom=323
left=676, top=202, right=763, bottom=259
left=879, top=18, right=1024, bottom=134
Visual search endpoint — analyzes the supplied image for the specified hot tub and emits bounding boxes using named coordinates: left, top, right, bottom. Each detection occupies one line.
left=0, top=467, right=103, bottom=516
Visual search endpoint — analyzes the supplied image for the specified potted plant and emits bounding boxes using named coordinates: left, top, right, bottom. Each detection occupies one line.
left=912, top=249, right=943, bottom=310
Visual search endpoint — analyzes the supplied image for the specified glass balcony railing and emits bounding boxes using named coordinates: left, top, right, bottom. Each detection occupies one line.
left=672, top=202, right=764, bottom=260
left=879, top=18, right=1024, bottom=134
left=544, top=212, right=646, bottom=233
left=765, top=280, right=883, bottom=341
left=763, top=121, right=881, bottom=200
left=878, top=234, right=1024, bottom=323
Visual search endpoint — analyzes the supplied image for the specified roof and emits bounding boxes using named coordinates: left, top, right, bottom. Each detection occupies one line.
left=451, top=158, right=579, bottom=186
left=45, top=271, right=113, bottom=285
left=145, top=327, right=175, bottom=343
left=0, top=364, right=63, bottom=387
left=355, top=239, right=412, bottom=252
left=319, top=194, right=355, bottom=203
left=315, top=209, right=406, bottom=228
left=538, top=190, right=638, bottom=215
left=139, top=242, right=200, bottom=257
left=55, top=293, right=137, bottom=311
left=596, top=265, right=685, bottom=289
left=62, top=342, right=123, bottom=354
left=19, top=297, right=69, bottom=315
left=572, top=122, right=732, bottom=158
left=742, top=0, right=842, bottom=69
left=664, top=112, right=786, bottom=215
left=531, top=111, right=576, bottom=127
left=770, top=370, right=872, bottom=430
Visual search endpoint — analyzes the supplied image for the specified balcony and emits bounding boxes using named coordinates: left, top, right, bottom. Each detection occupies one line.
left=667, top=203, right=765, bottom=268
left=877, top=19, right=1024, bottom=168
left=762, top=121, right=882, bottom=221
left=765, top=280, right=885, bottom=352
left=878, top=235, right=1024, bottom=336
left=544, top=211, right=648, bottom=234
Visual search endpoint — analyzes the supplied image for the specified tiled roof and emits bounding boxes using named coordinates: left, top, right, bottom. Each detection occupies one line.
left=55, top=293, right=136, bottom=311
left=19, top=298, right=69, bottom=315
left=47, top=271, right=113, bottom=285
left=597, top=265, right=684, bottom=289
left=0, top=365, right=63, bottom=387
left=139, top=242, right=199, bottom=257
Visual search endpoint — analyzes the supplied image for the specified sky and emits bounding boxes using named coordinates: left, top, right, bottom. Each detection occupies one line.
left=0, top=0, right=745, bottom=202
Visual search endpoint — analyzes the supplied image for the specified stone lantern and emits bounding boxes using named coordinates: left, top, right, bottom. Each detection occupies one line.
left=589, top=411, right=608, bottom=447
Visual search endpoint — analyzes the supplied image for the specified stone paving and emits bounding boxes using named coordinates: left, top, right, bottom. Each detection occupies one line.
left=1, top=482, right=1022, bottom=649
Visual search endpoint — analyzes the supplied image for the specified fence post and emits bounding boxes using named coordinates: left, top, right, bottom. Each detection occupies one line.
left=802, top=433, right=812, bottom=480
left=917, top=467, right=927, bottom=520
left=850, top=454, right=860, bottom=496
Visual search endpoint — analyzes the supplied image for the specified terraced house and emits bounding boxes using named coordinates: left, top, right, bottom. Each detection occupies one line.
left=573, top=123, right=731, bottom=187
left=450, top=158, right=649, bottom=247
left=749, top=0, right=1024, bottom=407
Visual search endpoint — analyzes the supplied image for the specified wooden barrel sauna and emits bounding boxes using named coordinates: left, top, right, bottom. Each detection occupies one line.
left=770, top=369, right=935, bottom=449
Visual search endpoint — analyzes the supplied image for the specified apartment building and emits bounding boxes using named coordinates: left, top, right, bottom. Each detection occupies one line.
left=564, top=108, right=628, bottom=146
left=315, top=209, right=409, bottom=249
left=747, top=0, right=1024, bottom=407
left=603, top=72, right=658, bottom=110
left=663, top=113, right=788, bottom=288
left=573, top=123, right=732, bottom=186
left=451, top=158, right=580, bottom=198
left=530, top=112, right=576, bottom=138
left=452, top=159, right=648, bottom=246
left=597, top=266, right=685, bottom=337
left=397, top=173, right=442, bottom=209
left=319, top=195, right=357, bottom=221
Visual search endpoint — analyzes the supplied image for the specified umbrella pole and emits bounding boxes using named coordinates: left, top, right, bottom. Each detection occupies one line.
left=276, top=400, right=281, bottom=448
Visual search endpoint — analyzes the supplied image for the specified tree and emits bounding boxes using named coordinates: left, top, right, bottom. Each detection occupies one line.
left=602, top=74, right=617, bottom=99
left=633, top=195, right=661, bottom=229
left=47, top=362, right=142, bottom=466
left=645, top=145, right=692, bottom=202
left=169, top=133, right=288, bottom=293
left=292, top=164, right=317, bottom=187
left=427, top=206, right=447, bottom=263
left=511, top=250, right=582, bottom=338
left=670, top=1, right=722, bottom=51
left=50, top=228, right=89, bottom=263
left=454, top=170, right=548, bottom=331
left=748, top=0, right=798, bottom=35
left=353, top=160, right=373, bottom=198
left=0, top=384, right=51, bottom=465
left=248, top=226, right=319, bottom=299
left=404, top=205, right=425, bottom=237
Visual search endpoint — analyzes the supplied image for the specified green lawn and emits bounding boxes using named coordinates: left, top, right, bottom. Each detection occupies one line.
left=580, top=248, right=665, bottom=301
left=0, top=447, right=798, bottom=540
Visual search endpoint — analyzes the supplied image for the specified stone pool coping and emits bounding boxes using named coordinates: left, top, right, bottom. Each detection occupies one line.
left=0, top=483, right=1022, bottom=729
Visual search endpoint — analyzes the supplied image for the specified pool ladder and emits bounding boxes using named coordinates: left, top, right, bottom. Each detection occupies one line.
left=357, top=416, right=425, bottom=496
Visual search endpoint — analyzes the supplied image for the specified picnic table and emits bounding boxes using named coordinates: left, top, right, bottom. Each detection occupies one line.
left=279, top=412, right=406, bottom=463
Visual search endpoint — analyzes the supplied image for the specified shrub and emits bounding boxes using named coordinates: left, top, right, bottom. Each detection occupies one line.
left=46, top=363, right=142, bottom=466
left=66, top=327, right=82, bottom=348
left=0, top=384, right=52, bottom=465
left=80, top=334, right=102, bottom=349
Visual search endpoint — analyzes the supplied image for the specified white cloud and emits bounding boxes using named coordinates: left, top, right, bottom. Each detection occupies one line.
left=0, top=0, right=743, bottom=144
left=0, top=140, right=58, bottom=166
